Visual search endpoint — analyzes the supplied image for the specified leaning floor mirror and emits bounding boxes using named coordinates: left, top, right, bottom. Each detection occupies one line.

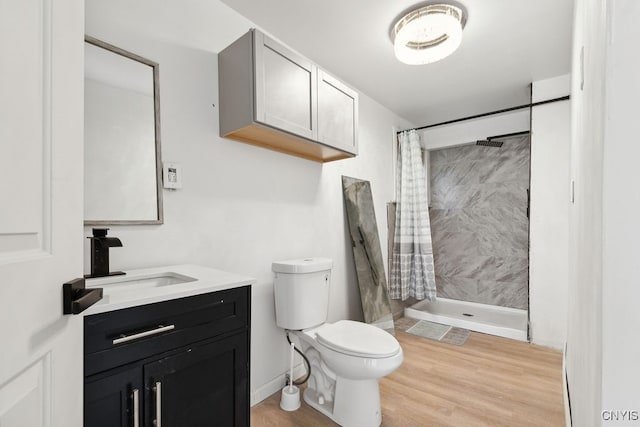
left=342, top=176, right=395, bottom=334
left=84, top=36, right=163, bottom=225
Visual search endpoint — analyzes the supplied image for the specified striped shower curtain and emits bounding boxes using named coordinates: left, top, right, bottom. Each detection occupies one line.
left=389, top=130, right=437, bottom=301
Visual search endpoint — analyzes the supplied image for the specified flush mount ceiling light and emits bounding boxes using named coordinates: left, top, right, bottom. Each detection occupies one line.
left=391, top=3, right=466, bottom=65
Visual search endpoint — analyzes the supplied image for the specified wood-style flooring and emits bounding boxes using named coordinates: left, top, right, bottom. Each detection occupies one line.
left=251, top=318, right=565, bottom=427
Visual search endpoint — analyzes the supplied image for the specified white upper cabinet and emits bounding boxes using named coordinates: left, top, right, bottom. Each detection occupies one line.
left=218, top=29, right=358, bottom=162
left=254, top=31, right=317, bottom=141
left=317, top=69, right=358, bottom=155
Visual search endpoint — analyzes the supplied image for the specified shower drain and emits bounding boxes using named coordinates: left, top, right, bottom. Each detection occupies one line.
left=462, top=313, right=474, bottom=317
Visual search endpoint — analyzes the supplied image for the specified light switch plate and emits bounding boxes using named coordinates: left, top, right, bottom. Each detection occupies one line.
left=163, top=162, right=182, bottom=189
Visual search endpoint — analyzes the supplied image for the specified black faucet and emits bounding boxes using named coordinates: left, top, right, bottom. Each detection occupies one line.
left=85, top=228, right=125, bottom=278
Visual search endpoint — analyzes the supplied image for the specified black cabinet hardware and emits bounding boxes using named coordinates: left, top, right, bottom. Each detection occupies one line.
left=63, top=277, right=103, bottom=315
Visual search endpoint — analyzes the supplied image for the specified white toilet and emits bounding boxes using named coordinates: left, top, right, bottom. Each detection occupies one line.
left=273, top=258, right=403, bottom=427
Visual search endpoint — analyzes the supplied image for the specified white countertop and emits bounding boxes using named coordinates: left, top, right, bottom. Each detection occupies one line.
left=83, top=264, right=255, bottom=315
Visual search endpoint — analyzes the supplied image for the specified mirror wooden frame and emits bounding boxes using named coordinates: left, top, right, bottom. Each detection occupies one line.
left=84, top=35, right=163, bottom=225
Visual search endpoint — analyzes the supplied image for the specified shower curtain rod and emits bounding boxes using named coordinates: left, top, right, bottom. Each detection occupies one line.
left=397, top=95, right=570, bottom=135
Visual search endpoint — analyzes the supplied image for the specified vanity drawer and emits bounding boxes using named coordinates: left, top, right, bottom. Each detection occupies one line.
left=84, top=286, right=249, bottom=376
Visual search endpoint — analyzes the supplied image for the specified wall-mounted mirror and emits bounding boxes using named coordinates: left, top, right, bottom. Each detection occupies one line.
left=84, top=35, right=163, bottom=225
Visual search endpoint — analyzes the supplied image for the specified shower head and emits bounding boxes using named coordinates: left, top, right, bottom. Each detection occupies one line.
left=476, top=139, right=504, bottom=148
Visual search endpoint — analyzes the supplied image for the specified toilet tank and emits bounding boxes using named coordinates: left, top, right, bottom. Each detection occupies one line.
left=272, top=258, right=333, bottom=330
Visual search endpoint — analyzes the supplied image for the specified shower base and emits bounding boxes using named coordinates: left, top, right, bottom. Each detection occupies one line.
left=404, top=297, right=527, bottom=341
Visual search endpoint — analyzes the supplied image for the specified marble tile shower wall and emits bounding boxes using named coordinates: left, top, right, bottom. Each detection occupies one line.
left=429, top=136, right=530, bottom=309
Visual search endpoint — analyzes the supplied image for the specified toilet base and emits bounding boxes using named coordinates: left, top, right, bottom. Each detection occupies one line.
left=304, top=377, right=382, bottom=427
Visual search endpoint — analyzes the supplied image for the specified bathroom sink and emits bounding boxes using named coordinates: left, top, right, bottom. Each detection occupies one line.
left=96, top=272, right=197, bottom=291
left=82, top=264, right=255, bottom=315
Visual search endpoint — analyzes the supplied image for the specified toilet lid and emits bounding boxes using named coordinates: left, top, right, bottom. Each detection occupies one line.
left=315, top=320, right=400, bottom=358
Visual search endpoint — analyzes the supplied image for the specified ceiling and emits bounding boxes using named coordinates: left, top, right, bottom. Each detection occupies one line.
left=85, top=0, right=574, bottom=127
left=220, top=0, right=574, bottom=126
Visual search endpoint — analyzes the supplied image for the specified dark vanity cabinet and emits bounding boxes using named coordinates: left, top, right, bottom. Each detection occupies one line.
left=85, top=365, right=142, bottom=427
left=84, top=286, right=250, bottom=427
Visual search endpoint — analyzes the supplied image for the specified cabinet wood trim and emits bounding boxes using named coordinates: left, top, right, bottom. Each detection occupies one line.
left=226, top=124, right=351, bottom=163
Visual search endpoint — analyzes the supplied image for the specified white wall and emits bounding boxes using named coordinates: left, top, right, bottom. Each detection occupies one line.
left=566, top=0, right=607, bottom=425
left=600, top=1, right=640, bottom=421
left=85, top=1, right=412, bottom=405
left=529, top=75, right=571, bottom=349
left=420, top=109, right=530, bottom=151
left=567, top=0, right=640, bottom=423
left=418, top=80, right=570, bottom=349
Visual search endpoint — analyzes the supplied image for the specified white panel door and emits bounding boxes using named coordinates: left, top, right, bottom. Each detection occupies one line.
left=0, top=0, right=84, bottom=426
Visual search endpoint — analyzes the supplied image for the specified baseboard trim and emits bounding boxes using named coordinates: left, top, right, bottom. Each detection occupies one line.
left=531, top=337, right=565, bottom=351
left=250, top=363, right=305, bottom=407
left=563, top=342, right=572, bottom=426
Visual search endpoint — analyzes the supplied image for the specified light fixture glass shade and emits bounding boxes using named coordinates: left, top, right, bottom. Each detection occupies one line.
left=392, top=4, right=465, bottom=65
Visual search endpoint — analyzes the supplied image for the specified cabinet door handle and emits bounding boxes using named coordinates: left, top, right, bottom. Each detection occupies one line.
left=132, top=388, right=139, bottom=427
left=112, top=324, right=175, bottom=345
left=154, top=381, right=162, bottom=427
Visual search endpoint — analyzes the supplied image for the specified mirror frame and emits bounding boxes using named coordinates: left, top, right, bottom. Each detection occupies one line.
left=84, top=35, right=164, bottom=225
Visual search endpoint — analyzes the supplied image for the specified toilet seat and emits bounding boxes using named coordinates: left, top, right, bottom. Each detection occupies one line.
left=315, top=320, right=400, bottom=358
